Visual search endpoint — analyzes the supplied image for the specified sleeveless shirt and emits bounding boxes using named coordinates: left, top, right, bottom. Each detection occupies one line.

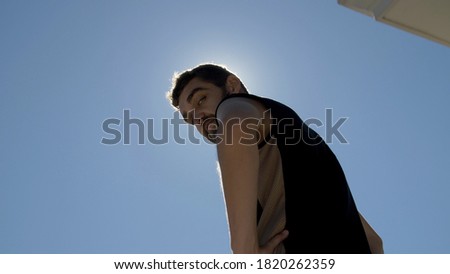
left=216, top=94, right=371, bottom=254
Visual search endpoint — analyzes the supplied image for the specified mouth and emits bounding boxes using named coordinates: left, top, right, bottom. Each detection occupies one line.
left=202, top=117, right=216, bottom=134
left=202, top=117, right=219, bottom=142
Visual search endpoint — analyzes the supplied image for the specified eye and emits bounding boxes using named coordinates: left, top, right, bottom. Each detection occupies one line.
left=197, top=96, right=206, bottom=106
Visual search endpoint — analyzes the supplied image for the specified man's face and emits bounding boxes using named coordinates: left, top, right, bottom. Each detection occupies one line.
left=178, top=77, right=227, bottom=140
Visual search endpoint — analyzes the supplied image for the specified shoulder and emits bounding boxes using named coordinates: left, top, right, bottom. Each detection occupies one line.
left=215, top=94, right=272, bottom=146
left=216, top=94, right=268, bottom=122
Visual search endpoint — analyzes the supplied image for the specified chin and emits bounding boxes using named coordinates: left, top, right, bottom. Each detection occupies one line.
left=204, top=133, right=220, bottom=144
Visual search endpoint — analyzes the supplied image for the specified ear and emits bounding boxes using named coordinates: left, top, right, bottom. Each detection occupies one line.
left=225, top=75, right=242, bottom=94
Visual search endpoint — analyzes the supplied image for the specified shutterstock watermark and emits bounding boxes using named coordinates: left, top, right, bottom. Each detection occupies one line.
left=100, top=109, right=349, bottom=145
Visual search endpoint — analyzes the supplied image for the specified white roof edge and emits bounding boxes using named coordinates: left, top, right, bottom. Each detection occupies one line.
left=381, top=18, right=450, bottom=48
left=338, top=0, right=450, bottom=48
left=338, top=0, right=396, bottom=18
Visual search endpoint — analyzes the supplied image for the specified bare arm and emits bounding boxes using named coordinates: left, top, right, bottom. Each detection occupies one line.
left=216, top=98, right=287, bottom=253
left=359, top=213, right=384, bottom=254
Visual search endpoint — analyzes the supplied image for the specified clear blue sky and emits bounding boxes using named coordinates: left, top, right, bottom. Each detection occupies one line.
left=1, top=0, right=449, bottom=253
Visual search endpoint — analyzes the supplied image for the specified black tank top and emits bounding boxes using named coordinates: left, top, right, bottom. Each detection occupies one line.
left=216, top=94, right=371, bottom=254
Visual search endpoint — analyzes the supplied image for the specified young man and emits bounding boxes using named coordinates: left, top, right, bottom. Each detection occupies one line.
left=167, top=64, right=383, bottom=254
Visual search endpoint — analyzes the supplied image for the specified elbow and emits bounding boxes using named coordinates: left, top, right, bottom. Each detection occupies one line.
left=368, top=234, right=384, bottom=254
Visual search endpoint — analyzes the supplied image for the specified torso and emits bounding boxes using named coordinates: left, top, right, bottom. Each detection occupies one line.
left=217, top=94, right=371, bottom=254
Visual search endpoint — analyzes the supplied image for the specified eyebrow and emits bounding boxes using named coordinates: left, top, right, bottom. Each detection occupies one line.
left=181, top=87, right=205, bottom=123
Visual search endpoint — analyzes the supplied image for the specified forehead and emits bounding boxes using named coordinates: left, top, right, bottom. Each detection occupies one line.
left=179, top=77, right=208, bottom=98
left=178, top=78, right=210, bottom=109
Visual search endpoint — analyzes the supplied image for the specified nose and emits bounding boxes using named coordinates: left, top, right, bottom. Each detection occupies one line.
left=192, top=111, right=206, bottom=126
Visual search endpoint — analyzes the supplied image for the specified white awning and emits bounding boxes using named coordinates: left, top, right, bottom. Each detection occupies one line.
left=338, top=0, right=450, bottom=47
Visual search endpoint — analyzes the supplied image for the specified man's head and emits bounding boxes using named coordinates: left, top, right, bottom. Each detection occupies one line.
left=168, top=64, right=247, bottom=108
left=167, top=64, right=248, bottom=139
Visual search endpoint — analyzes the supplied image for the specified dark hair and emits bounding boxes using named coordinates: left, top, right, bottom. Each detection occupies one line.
left=167, top=63, right=247, bottom=108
